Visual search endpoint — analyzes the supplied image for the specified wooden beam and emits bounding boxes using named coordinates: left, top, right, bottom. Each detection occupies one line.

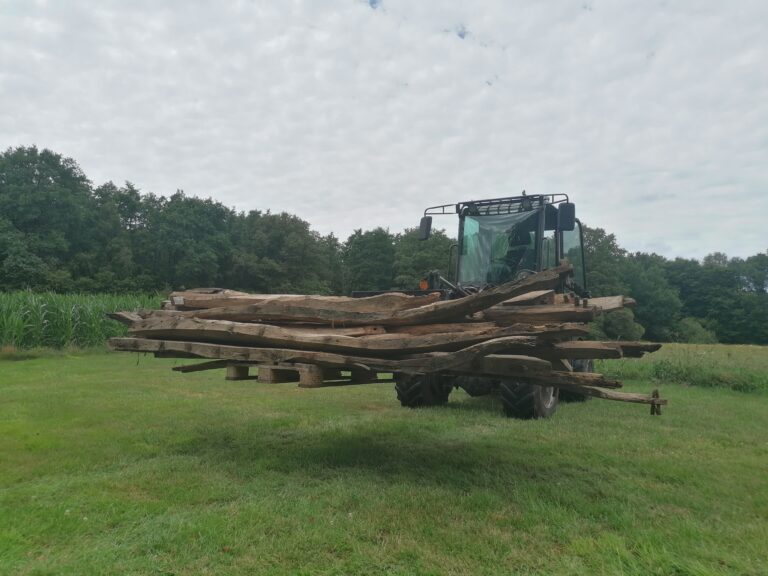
left=226, top=365, right=250, bottom=380
left=168, top=289, right=442, bottom=312
left=107, top=311, right=143, bottom=326
left=387, top=322, right=497, bottom=335
left=530, top=372, right=623, bottom=389
left=153, top=266, right=572, bottom=326
left=550, top=340, right=624, bottom=359
left=110, top=335, right=540, bottom=375
left=172, top=360, right=234, bottom=373
left=501, top=290, right=555, bottom=306
left=128, top=316, right=546, bottom=355
left=586, top=295, right=636, bottom=312
left=110, top=337, right=404, bottom=370
left=480, top=304, right=596, bottom=325
left=552, top=384, right=667, bottom=407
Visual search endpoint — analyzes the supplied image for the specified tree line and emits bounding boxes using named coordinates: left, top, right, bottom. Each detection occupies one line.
left=1, top=146, right=766, bottom=344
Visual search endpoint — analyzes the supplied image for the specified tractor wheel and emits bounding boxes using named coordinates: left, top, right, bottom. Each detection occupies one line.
left=499, top=380, right=559, bottom=419
left=559, top=359, right=594, bottom=403
left=395, top=373, right=452, bottom=408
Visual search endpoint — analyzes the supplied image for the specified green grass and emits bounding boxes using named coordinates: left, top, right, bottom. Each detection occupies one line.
left=0, top=292, right=161, bottom=349
left=598, top=343, right=768, bottom=392
left=1, top=346, right=767, bottom=575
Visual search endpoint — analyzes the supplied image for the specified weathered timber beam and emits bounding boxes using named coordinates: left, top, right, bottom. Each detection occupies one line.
left=501, top=290, right=555, bottom=306
left=528, top=372, right=622, bottom=389
left=553, top=384, right=667, bottom=406
left=153, top=351, right=200, bottom=359
left=109, top=337, right=406, bottom=371
left=172, top=360, right=241, bottom=373
left=109, top=335, right=542, bottom=375
left=586, top=295, right=636, bottom=312
left=550, top=340, right=624, bottom=359
left=278, top=325, right=387, bottom=336
left=107, top=311, right=143, bottom=326
left=480, top=304, right=596, bottom=325
left=387, top=322, right=498, bottom=335
left=536, top=339, right=660, bottom=359
left=168, top=290, right=442, bottom=313
left=127, top=316, right=546, bottom=355
left=153, top=266, right=573, bottom=326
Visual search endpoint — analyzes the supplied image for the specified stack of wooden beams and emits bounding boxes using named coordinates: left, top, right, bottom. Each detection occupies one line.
left=108, top=264, right=665, bottom=411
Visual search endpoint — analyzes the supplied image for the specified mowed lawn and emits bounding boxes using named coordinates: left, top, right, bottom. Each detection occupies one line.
left=1, top=346, right=767, bottom=575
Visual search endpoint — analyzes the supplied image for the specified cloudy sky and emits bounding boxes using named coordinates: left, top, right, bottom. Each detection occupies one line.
left=2, top=0, right=766, bottom=258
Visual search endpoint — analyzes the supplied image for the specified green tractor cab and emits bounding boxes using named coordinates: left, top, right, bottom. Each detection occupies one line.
left=419, top=193, right=587, bottom=297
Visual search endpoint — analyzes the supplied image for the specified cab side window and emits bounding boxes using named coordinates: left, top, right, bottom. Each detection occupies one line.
left=562, top=222, right=586, bottom=290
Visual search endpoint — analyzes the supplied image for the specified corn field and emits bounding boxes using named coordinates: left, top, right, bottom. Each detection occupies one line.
left=0, top=292, right=162, bottom=349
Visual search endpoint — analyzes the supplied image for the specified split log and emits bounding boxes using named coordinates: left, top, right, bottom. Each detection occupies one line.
left=587, top=295, right=636, bottom=312
left=479, top=304, right=597, bottom=325
left=549, top=384, right=667, bottom=406
left=391, top=321, right=591, bottom=342
left=387, top=322, right=498, bottom=335
left=261, top=324, right=387, bottom=336
left=542, top=340, right=659, bottom=359
left=161, top=266, right=572, bottom=326
left=109, top=335, right=539, bottom=375
left=172, top=360, right=236, bottom=373
left=501, top=290, right=555, bottom=306
left=550, top=340, right=624, bottom=359
left=127, top=316, right=550, bottom=355
left=169, top=289, right=441, bottom=313
left=109, top=337, right=405, bottom=371
left=107, top=311, right=143, bottom=326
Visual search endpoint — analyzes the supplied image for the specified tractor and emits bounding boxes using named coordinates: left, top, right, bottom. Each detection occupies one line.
left=393, top=193, right=589, bottom=419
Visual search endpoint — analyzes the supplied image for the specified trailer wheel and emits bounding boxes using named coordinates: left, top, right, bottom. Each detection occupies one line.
left=559, top=359, right=594, bottom=403
left=395, top=373, right=452, bottom=408
left=499, top=380, right=558, bottom=419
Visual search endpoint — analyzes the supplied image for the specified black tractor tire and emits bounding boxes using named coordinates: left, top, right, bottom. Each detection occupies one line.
left=499, top=380, right=559, bottom=419
left=395, top=373, right=452, bottom=408
left=559, top=359, right=594, bottom=403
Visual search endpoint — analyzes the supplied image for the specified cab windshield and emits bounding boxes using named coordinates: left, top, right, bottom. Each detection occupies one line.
left=458, top=211, right=539, bottom=285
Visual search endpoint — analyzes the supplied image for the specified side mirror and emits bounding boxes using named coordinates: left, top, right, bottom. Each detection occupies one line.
left=418, top=216, right=432, bottom=240
left=558, top=202, right=576, bottom=231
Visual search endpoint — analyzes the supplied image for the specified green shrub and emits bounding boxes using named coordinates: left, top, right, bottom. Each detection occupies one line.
left=673, top=317, right=718, bottom=344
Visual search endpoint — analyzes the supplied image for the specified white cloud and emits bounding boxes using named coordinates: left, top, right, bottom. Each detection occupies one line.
left=1, top=0, right=766, bottom=258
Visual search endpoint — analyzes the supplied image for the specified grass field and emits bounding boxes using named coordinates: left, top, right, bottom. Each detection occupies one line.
left=1, top=345, right=767, bottom=575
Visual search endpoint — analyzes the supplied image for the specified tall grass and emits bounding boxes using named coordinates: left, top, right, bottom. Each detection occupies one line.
left=0, top=292, right=161, bottom=349
left=597, top=343, right=768, bottom=393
